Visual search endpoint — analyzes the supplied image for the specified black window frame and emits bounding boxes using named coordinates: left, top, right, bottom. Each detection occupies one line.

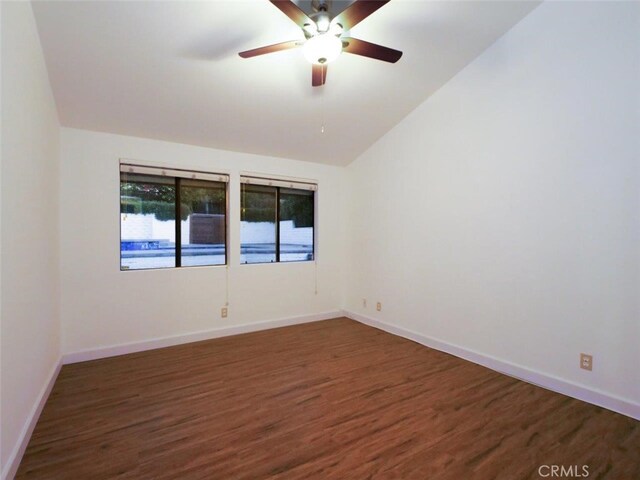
left=120, top=170, right=228, bottom=271
left=240, top=182, right=315, bottom=265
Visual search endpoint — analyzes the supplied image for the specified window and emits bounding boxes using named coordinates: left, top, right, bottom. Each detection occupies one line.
left=120, top=164, right=228, bottom=270
left=240, top=176, right=315, bottom=264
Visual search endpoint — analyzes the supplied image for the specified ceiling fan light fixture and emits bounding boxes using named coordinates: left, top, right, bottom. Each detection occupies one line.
left=303, top=33, right=342, bottom=65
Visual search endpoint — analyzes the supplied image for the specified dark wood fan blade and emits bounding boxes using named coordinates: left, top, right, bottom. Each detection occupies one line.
left=312, top=64, right=327, bottom=87
left=331, top=0, right=390, bottom=31
left=270, top=0, right=314, bottom=29
left=239, top=40, right=302, bottom=58
left=341, top=37, right=402, bottom=63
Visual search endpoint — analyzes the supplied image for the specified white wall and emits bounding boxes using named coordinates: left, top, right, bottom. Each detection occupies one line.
left=60, top=128, right=346, bottom=355
left=0, top=0, right=3, bottom=469
left=346, top=1, right=640, bottom=406
left=1, top=1, right=61, bottom=475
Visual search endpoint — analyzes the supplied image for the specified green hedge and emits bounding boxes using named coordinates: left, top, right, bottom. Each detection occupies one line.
left=121, top=198, right=192, bottom=221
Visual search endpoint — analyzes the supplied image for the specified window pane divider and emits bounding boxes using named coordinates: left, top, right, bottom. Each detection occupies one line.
left=275, top=187, right=281, bottom=263
left=175, top=177, right=182, bottom=267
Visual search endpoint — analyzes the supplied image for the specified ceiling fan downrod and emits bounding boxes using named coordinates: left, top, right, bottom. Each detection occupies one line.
left=310, top=0, right=332, bottom=34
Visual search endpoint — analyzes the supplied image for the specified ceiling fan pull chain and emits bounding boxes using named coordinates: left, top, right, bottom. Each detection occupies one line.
left=321, top=89, right=326, bottom=134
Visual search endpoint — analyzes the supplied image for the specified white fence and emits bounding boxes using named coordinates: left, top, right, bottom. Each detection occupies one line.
left=121, top=214, right=312, bottom=245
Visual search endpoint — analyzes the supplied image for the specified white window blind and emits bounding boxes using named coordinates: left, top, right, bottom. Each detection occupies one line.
left=120, top=163, right=229, bottom=183
left=240, top=174, right=317, bottom=191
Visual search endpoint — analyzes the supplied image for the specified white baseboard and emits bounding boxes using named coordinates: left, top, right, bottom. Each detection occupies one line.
left=62, top=311, right=343, bottom=364
left=343, top=310, right=640, bottom=421
left=2, top=359, right=62, bottom=480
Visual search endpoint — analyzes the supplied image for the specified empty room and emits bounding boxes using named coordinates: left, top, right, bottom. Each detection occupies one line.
left=1, top=0, right=639, bottom=479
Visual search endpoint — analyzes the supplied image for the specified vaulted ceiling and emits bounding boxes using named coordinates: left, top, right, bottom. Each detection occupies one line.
left=32, top=1, right=539, bottom=165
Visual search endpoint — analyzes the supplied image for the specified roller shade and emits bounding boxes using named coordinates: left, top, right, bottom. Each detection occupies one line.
left=240, top=175, right=317, bottom=191
left=120, top=163, right=229, bottom=183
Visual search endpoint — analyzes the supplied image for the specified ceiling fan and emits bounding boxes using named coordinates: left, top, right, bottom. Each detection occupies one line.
left=239, top=0, right=402, bottom=87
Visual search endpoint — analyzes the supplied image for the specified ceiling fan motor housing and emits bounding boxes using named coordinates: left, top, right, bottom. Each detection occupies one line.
left=310, top=10, right=332, bottom=33
left=312, top=0, right=330, bottom=13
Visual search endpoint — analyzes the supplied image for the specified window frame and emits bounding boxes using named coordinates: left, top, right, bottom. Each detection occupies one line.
left=240, top=179, right=316, bottom=265
left=119, top=166, right=229, bottom=271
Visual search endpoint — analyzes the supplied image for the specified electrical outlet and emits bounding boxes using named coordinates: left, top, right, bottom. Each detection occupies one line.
left=221, top=307, right=228, bottom=318
left=580, top=353, right=592, bottom=371
left=363, top=298, right=367, bottom=308
left=376, top=302, right=382, bottom=312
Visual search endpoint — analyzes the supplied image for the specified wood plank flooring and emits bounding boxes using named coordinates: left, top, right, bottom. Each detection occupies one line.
left=16, top=318, right=640, bottom=479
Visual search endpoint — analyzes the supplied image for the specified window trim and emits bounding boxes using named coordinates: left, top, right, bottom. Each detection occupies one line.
left=119, top=162, right=230, bottom=183
left=239, top=174, right=317, bottom=191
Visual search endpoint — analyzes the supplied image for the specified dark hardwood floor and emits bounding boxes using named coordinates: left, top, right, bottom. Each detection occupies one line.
left=16, top=318, right=639, bottom=479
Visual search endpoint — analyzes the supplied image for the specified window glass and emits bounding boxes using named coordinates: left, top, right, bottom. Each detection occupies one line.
left=180, top=179, right=226, bottom=267
left=279, top=188, right=314, bottom=262
left=121, top=170, right=227, bottom=270
left=120, top=173, right=176, bottom=270
left=240, top=184, right=277, bottom=264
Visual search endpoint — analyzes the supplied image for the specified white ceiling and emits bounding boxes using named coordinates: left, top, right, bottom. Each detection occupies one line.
left=32, top=0, right=539, bottom=166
